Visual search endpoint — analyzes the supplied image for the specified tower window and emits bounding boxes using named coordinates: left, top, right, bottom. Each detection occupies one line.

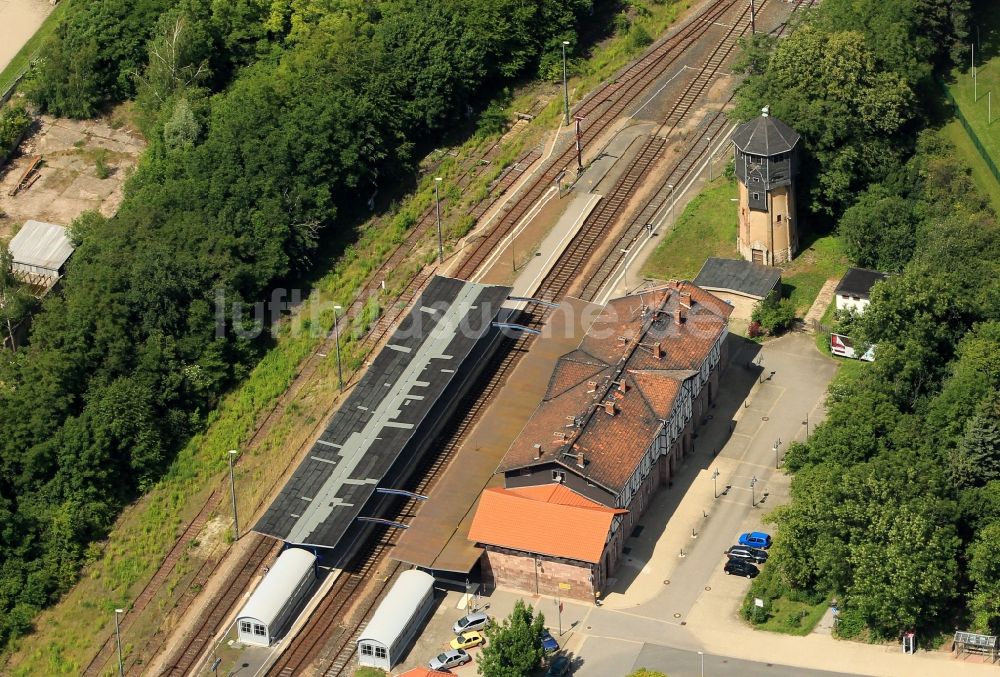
left=552, top=470, right=566, bottom=483
left=777, top=214, right=782, bottom=222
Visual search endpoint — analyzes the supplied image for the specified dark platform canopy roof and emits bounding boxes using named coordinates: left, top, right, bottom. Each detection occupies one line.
left=694, top=257, right=782, bottom=300
left=731, top=109, right=800, bottom=156
left=254, top=276, right=511, bottom=549
left=835, top=267, right=888, bottom=299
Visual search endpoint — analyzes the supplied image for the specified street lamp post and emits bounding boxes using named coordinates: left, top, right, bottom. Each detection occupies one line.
left=712, top=468, right=720, bottom=499
left=774, top=438, right=781, bottom=468
left=562, top=41, right=571, bottom=126
left=434, top=177, right=443, bottom=263
left=668, top=183, right=676, bottom=223
left=333, top=304, right=343, bottom=392
left=707, top=137, right=713, bottom=181
left=620, top=249, right=631, bottom=295
left=114, top=608, right=125, bottom=677
left=228, top=449, right=240, bottom=540
left=750, top=0, right=756, bottom=35
left=750, top=475, right=758, bottom=507
left=698, top=650, right=705, bottom=677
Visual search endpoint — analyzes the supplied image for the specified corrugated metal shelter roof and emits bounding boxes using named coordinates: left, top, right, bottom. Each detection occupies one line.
left=254, top=276, right=511, bottom=549
left=237, top=547, right=316, bottom=626
left=8, top=220, right=74, bottom=272
left=694, top=257, right=781, bottom=300
left=731, top=112, right=800, bottom=156
left=357, top=569, right=435, bottom=646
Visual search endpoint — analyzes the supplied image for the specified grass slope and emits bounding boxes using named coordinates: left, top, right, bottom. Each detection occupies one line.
left=641, top=177, right=739, bottom=281
left=0, top=0, right=68, bottom=96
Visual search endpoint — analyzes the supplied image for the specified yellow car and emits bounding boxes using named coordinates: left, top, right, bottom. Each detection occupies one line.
left=450, top=630, right=484, bottom=650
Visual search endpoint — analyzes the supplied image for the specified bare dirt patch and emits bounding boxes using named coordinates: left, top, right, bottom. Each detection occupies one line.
left=0, top=113, right=145, bottom=239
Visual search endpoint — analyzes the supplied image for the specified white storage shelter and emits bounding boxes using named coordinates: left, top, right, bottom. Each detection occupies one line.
left=357, top=569, right=435, bottom=670
left=8, top=220, right=74, bottom=286
left=236, top=547, right=317, bottom=646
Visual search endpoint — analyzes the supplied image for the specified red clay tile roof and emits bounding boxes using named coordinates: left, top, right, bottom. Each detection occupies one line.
left=400, top=669, right=452, bottom=677
left=497, top=282, right=730, bottom=495
left=468, top=487, right=626, bottom=563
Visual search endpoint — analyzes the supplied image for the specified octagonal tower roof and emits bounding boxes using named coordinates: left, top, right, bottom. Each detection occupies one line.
left=731, top=107, right=800, bottom=156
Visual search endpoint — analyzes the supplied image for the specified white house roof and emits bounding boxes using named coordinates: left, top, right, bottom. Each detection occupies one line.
left=237, top=547, right=316, bottom=626
left=8, top=220, right=74, bottom=272
left=358, top=570, right=434, bottom=646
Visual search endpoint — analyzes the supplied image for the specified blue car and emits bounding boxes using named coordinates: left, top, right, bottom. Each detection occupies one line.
left=541, top=629, right=559, bottom=652
left=738, top=531, right=772, bottom=549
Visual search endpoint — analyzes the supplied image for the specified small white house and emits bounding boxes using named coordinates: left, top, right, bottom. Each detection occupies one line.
left=236, top=547, right=316, bottom=646
left=8, top=220, right=74, bottom=287
left=834, top=268, right=888, bottom=315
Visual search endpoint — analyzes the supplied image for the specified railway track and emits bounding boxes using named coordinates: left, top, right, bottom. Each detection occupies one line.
left=451, top=0, right=742, bottom=280
left=81, top=137, right=537, bottom=677
left=578, top=0, right=818, bottom=301
left=155, top=0, right=817, bottom=674
left=157, top=535, right=280, bottom=676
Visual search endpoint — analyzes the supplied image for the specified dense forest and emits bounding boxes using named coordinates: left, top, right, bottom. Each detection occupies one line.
left=0, top=0, right=602, bottom=646
left=734, top=0, right=1000, bottom=641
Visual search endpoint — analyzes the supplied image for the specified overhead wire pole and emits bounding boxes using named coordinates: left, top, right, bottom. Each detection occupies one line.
left=562, top=40, right=571, bottom=126
left=574, top=116, right=584, bottom=171
left=228, top=449, right=240, bottom=539
left=434, top=177, right=443, bottom=263
left=333, top=304, right=343, bottom=392
left=114, top=608, right=125, bottom=677
left=750, top=0, right=756, bottom=35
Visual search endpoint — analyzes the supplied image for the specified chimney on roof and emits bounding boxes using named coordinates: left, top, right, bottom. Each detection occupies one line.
left=604, top=401, right=616, bottom=416
left=679, top=291, right=692, bottom=309
left=673, top=307, right=684, bottom=324
left=587, top=381, right=597, bottom=393
left=654, top=342, right=664, bottom=359
left=553, top=431, right=567, bottom=442
left=533, top=443, right=542, bottom=460
left=576, top=452, right=585, bottom=469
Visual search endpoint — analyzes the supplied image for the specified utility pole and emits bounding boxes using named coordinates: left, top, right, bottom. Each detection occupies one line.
left=228, top=449, right=240, bottom=539
left=434, top=177, right=443, bottom=263
left=668, top=183, right=676, bottom=223
left=707, top=136, right=713, bottom=181
left=750, top=0, right=756, bottom=35
left=562, top=41, right=571, bottom=126
left=333, top=304, right=343, bottom=392
left=574, top=116, right=584, bottom=171
left=115, top=608, right=125, bottom=677
left=620, top=249, right=631, bottom=295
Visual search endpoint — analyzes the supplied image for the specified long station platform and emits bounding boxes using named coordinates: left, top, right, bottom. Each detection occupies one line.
left=390, top=295, right=599, bottom=574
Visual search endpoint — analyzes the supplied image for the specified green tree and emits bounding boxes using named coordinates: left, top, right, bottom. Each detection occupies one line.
left=837, top=186, right=915, bottom=271
left=477, top=599, right=546, bottom=677
left=967, top=522, right=1000, bottom=634
left=627, top=670, right=669, bottom=677
left=750, top=293, right=795, bottom=335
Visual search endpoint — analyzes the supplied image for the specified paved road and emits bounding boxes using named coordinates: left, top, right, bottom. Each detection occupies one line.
left=631, top=645, right=863, bottom=677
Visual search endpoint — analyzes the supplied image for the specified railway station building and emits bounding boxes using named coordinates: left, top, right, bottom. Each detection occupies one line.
left=468, top=282, right=732, bottom=602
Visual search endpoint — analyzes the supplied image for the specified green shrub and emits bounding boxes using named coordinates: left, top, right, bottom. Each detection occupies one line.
left=0, top=105, right=32, bottom=161
left=833, top=605, right=865, bottom=639
left=751, top=292, right=796, bottom=335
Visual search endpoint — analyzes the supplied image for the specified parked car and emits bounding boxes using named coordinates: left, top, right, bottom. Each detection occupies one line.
left=450, top=630, right=484, bottom=650
left=453, top=611, right=490, bottom=634
left=546, top=654, right=572, bottom=676
left=540, top=629, right=559, bottom=652
left=727, top=545, right=768, bottom=564
left=724, top=558, right=760, bottom=578
left=738, top=531, right=772, bottom=549
left=429, top=648, right=471, bottom=670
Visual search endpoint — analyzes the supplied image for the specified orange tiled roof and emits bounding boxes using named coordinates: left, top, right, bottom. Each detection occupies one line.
left=400, top=669, right=452, bottom=677
left=497, top=282, right=730, bottom=495
left=468, top=487, right=626, bottom=563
